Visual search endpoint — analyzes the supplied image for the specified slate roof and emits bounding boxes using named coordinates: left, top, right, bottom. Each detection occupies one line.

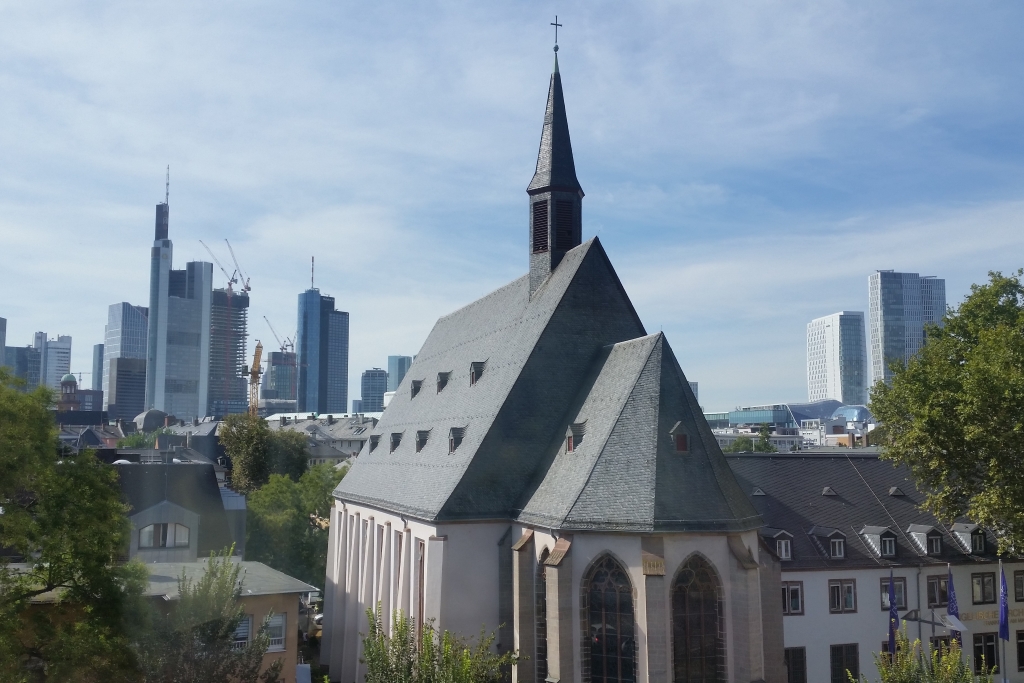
left=726, top=453, right=1002, bottom=569
left=527, top=54, right=583, bottom=197
left=336, top=237, right=759, bottom=532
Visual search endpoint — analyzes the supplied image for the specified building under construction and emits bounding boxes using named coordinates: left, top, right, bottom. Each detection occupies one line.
left=262, top=350, right=297, bottom=414
left=208, top=288, right=249, bottom=417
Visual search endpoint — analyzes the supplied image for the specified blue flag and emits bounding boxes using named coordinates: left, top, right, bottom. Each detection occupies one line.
left=888, top=569, right=898, bottom=656
left=948, top=566, right=961, bottom=645
left=1001, top=565, right=1010, bottom=641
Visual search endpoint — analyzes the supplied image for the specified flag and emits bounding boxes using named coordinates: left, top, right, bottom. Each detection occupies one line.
left=888, top=569, right=898, bottom=657
left=948, top=565, right=961, bottom=645
left=1001, top=563, right=1010, bottom=642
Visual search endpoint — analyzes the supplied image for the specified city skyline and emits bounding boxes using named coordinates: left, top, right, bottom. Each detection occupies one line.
left=3, top=3, right=1024, bottom=411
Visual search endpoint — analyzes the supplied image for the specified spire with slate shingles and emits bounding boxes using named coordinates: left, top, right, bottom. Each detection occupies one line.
left=528, top=47, right=584, bottom=296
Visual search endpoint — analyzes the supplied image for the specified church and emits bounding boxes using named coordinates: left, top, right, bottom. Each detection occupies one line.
left=321, top=50, right=784, bottom=683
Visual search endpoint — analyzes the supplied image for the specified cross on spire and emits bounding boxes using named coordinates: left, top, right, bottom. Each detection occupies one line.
left=551, top=16, right=562, bottom=50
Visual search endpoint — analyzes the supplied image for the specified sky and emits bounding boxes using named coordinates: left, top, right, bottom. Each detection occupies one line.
left=2, top=1, right=1024, bottom=412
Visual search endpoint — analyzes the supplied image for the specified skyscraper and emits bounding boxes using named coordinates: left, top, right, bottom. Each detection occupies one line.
left=868, top=271, right=946, bottom=385
left=387, top=355, right=412, bottom=392
left=360, top=368, right=388, bottom=412
left=107, top=358, right=147, bottom=421
left=102, top=303, right=148, bottom=410
left=807, top=311, right=868, bottom=405
left=35, top=333, right=72, bottom=390
left=207, top=289, right=249, bottom=417
left=0, top=317, right=6, bottom=369
left=144, top=194, right=213, bottom=420
left=4, top=347, right=40, bottom=390
left=296, top=289, right=349, bottom=414
left=262, top=350, right=297, bottom=405
left=91, top=344, right=104, bottom=392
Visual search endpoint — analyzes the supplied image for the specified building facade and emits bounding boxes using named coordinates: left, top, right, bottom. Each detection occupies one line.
left=36, top=333, right=72, bottom=390
left=102, top=302, right=148, bottom=410
left=868, top=271, right=946, bottom=386
left=4, top=346, right=41, bottom=389
left=107, top=357, right=147, bottom=421
left=91, top=343, right=104, bottom=391
left=387, top=355, right=412, bottom=392
left=208, top=288, right=249, bottom=417
left=296, top=289, right=349, bottom=415
left=359, top=367, right=387, bottom=413
left=807, top=311, right=867, bottom=405
left=0, top=316, right=6, bottom=369
left=144, top=199, right=213, bottom=420
left=263, top=350, right=297, bottom=405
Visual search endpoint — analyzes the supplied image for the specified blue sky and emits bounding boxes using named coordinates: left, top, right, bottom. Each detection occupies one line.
left=2, top=1, right=1024, bottom=411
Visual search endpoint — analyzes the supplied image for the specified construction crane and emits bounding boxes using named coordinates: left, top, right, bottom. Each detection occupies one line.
left=246, top=341, right=263, bottom=417
left=199, top=240, right=238, bottom=291
left=225, top=240, right=251, bottom=293
left=263, top=316, right=295, bottom=353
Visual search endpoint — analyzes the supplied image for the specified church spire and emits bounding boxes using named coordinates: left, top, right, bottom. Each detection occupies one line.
left=528, top=43, right=584, bottom=296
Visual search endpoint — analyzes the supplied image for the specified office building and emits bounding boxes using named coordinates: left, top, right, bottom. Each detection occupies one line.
left=359, top=367, right=387, bottom=412
left=102, top=303, right=148, bottom=410
left=386, top=355, right=412, bottom=392
left=144, top=196, right=213, bottom=420
left=91, top=344, right=104, bottom=391
left=35, top=333, right=72, bottom=390
left=295, top=289, right=348, bottom=415
left=4, top=346, right=41, bottom=390
left=207, top=289, right=249, bottom=417
left=0, top=317, right=6, bottom=369
left=351, top=399, right=362, bottom=413
left=107, top=358, right=147, bottom=421
left=262, top=350, right=297, bottom=405
left=868, top=271, right=946, bottom=385
left=807, top=311, right=868, bottom=405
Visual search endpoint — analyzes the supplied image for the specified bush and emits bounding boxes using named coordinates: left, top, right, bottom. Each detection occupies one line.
left=855, top=629, right=993, bottom=683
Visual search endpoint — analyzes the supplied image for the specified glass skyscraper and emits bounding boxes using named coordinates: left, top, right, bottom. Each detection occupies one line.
left=296, top=289, right=349, bottom=414
left=360, top=368, right=388, bottom=412
left=387, top=355, right=412, bottom=392
left=102, top=302, right=148, bottom=410
left=868, top=271, right=946, bottom=386
left=807, top=311, right=867, bottom=405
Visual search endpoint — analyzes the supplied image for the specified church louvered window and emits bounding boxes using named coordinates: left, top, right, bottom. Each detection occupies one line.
left=583, top=555, right=636, bottom=683
left=671, top=555, right=725, bottom=683
left=555, top=200, right=574, bottom=250
left=532, top=201, right=549, bottom=253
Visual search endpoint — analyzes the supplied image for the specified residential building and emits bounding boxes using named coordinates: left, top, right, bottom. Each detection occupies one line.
left=107, top=357, right=148, bottom=421
left=102, top=302, right=148, bottom=410
left=868, top=271, right=946, bottom=386
left=144, top=196, right=214, bottom=421
left=208, top=288, right=249, bottom=417
left=359, top=367, right=387, bottom=413
left=4, top=346, right=41, bottom=390
left=728, top=451, right=1024, bottom=683
left=387, top=355, right=412, bottom=392
left=91, top=343, right=104, bottom=391
left=807, top=312, right=868, bottom=405
left=295, top=289, right=348, bottom=415
left=35, top=333, right=72, bottom=390
left=323, top=56, right=782, bottom=683
left=267, top=413, right=375, bottom=467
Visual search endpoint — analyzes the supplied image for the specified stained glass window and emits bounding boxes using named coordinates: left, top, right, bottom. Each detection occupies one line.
left=584, top=555, right=635, bottom=683
left=672, top=555, right=725, bottom=682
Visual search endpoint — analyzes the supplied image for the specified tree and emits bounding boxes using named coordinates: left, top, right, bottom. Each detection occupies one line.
left=871, top=270, right=1024, bottom=551
left=135, top=548, right=282, bottom=683
left=268, top=430, right=308, bottom=481
left=219, top=413, right=272, bottom=493
left=754, top=424, right=777, bottom=453
left=724, top=435, right=754, bottom=453
left=363, top=608, right=516, bottom=683
left=0, top=368, right=147, bottom=682
left=853, top=628, right=991, bottom=682
left=246, top=464, right=348, bottom=587
left=117, top=428, right=172, bottom=449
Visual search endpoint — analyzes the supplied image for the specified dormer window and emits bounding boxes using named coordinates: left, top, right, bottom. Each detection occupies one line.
left=777, top=539, right=792, bottom=560
left=881, top=536, right=896, bottom=557
left=449, top=427, right=465, bottom=453
left=411, top=380, right=422, bottom=398
left=972, top=531, right=986, bottom=553
left=415, top=430, right=430, bottom=453
left=830, top=538, right=845, bottom=559
left=369, top=435, right=380, bottom=452
left=140, top=523, right=189, bottom=549
left=565, top=422, right=586, bottom=453
left=927, top=534, right=942, bottom=555
left=470, top=362, right=486, bottom=386
left=669, top=421, right=689, bottom=453
left=390, top=433, right=403, bottom=452
left=437, top=372, right=451, bottom=393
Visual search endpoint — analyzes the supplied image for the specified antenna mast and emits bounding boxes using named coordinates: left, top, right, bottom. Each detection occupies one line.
left=165, top=165, right=169, bottom=204
left=311, top=256, right=314, bottom=289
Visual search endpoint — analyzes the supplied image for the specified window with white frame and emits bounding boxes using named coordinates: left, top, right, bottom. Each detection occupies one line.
left=830, top=538, right=845, bottom=559
left=881, top=536, right=896, bottom=557
left=782, top=581, right=803, bottom=615
left=232, top=615, right=251, bottom=650
left=829, top=579, right=857, bottom=613
left=267, top=613, right=286, bottom=651
left=881, top=577, right=907, bottom=611
left=139, top=523, right=190, bottom=549
left=777, top=538, right=792, bottom=561
left=927, top=534, right=942, bottom=555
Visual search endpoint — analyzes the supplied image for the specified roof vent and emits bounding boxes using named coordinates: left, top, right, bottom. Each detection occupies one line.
left=368, top=435, right=380, bottom=453
left=822, top=486, right=837, bottom=496
left=449, top=427, right=465, bottom=453
left=390, top=433, right=402, bottom=452
left=415, top=430, right=430, bottom=453
left=436, top=372, right=451, bottom=393
left=889, top=486, right=905, bottom=496
left=752, top=487, right=766, bottom=496
left=470, top=362, right=486, bottom=386
left=411, top=380, right=422, bottom=399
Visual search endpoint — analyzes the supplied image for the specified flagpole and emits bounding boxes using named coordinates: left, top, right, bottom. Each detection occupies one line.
left=1000, top=559, right=1008, bottom=683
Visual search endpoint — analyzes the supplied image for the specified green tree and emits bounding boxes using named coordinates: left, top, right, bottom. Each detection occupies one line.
left=0, top=368, right=147, bottom=682
left=754, top=424, right=777, bottom=453
left=246, top=464, right=348, bottom=587
left=871, top=270, right=1024, bottom=551
left=852, top=628, right=990, bottom=682
left=268, top=430, right=309, bottom=481
left=219, top=413, right=272, bottom=493
left=363, top=608, right=516, bottom=683
left=135, top=548, right=283, bottom=683
left=116, top=428, right=172, bottom=449
left=724, top=435, right=754, bottom=452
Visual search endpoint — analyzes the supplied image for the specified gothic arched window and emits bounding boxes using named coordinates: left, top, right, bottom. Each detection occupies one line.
left=536, top=549, right=549, bottom=682
left=671, top=555, right=725, bottom=683
left=583, top=555, right=636, bottom=683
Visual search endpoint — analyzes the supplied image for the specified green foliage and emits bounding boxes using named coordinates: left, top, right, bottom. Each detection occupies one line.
left=0, top=367, right=147, bottom=682
left=853, top=629, right=991, bottom=683
left=134, top=548, right=283, bottom=683
left=220, top=413, right=273, bottom=493
left=268, top=429, right=309, bottom=481
left=755, top=424, right=778, bottom=453
left=724, top=435, right=754, bottom=452
left=116, top=428, right=172, bottom=449
left=363, top=607, right=516, bottom=683
left=246, top=463, right=348, bottom=587
left=871, top=270, right=1024, bottom=551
